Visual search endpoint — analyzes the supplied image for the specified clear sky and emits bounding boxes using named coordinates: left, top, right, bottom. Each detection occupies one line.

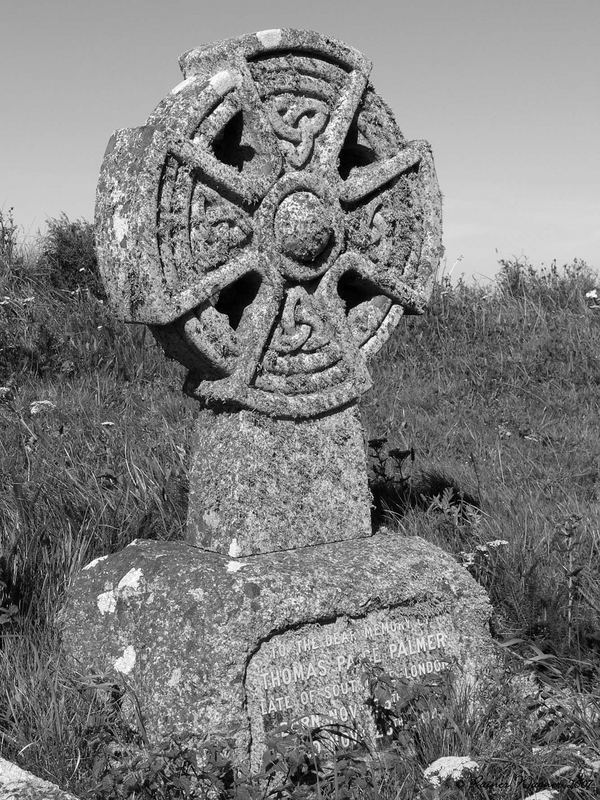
left=1, top=0, right=598, bottom=281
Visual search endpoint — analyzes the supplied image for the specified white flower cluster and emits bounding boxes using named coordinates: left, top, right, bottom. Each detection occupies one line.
left=0, top=295, right=35, bottom=306
left=483, top=539, right=509, bottom=550
left=424, top=755, right=479, bottom=787
left=29, top=400, right=56, bottom=416
left=585, top=288, right=599, bottom=308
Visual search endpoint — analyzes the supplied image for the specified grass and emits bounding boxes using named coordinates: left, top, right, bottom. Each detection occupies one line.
left=364, top=258, right=600, bottom=674
left=1, top=210, right=600, bottom=797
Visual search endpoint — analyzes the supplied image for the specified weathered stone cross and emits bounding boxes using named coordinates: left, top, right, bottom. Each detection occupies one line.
left=63, top=29, right=493, bottom=768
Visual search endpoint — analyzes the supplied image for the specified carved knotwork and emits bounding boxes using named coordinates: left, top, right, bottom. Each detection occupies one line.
left=95, top=29, right=442, bottom=418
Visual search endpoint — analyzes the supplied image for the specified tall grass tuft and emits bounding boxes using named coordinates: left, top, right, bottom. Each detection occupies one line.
left=40, top=214, right=105, bottom=299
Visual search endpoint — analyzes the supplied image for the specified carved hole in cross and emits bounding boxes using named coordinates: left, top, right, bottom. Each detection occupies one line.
left=338, top=119, right=377, bottom=180
left=337, top=270, right=386, bottom=314
left=212, top=111, right=256, bottom=171
left=214, top=271, right=262, bottom=330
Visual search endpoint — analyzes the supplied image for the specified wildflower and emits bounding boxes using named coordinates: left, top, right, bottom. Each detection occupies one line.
left=486, top=539, right=509, bottom=549
left=585, top=289, right=598, bottom=300
left=29, top=400, right=56, bottom=416
left=0, top=387, right=13, bottom=402
left=424, top=755, right=479, bottom=787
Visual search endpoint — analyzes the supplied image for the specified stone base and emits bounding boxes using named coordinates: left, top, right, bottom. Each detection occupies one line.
left=61, top=534, right=495, bottom=768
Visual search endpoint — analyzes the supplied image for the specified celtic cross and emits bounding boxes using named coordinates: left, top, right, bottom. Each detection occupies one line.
left=96, top=29, right=442, bottom=421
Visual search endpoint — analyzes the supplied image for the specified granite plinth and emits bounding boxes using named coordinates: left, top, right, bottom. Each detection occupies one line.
left=61, top=534, right=495, bottom=768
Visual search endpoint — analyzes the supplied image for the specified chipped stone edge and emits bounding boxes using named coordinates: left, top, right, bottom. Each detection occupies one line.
left=83, top=554, right=108, bottom=571
left=255, top=28, right=283, bottom=48
left=0, top=757, right=80, bottom=800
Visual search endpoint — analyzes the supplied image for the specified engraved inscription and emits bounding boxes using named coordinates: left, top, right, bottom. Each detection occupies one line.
left=245, top=610, right=455, bottom=764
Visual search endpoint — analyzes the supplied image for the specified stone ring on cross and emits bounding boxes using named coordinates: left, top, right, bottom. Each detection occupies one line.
left=96, top=29, right=442, bottom=418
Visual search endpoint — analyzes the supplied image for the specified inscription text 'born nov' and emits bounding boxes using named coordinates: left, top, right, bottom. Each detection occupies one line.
left=245, top=610, right=455, bottom=762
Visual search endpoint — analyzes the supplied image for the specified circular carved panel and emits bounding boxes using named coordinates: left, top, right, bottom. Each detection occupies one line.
left=95, top=29, right=442, bottom=418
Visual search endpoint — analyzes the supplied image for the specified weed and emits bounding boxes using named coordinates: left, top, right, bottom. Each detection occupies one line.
left=0, top=208, right=19, bottom=267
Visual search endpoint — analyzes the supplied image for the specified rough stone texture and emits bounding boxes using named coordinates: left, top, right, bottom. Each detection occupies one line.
left=274, top=191, right=333, bottom=262
left=186, top=405, right=371, bottom=554
left=94, top=28, right=442, bottom=419
left=0, top=758, right=80, bottom=800
left=61, top=535, right=494, bottom=766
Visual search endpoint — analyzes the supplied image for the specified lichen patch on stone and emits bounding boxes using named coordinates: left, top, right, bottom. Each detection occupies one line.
left=114, top=645, right=136, bottom=675
left=228, top=538, right=242, bottom=558
left=83, top=555, right=108, bottom=571
left=226, top=560, right=248, bottom=573
left=112, top=212, right=128, bottom=246
left=256, top=29, right=282, bottom=48
left=97, top=589, right=117, bottom=615
left=202, top=510, right=220, bottom=530
left=117, top=567, right=143, bottom=591
left=167, top=667, right=182, bottom=687
left=209, top=70, right=239, bottom=95
left=96, top=568, right=143, bottom=614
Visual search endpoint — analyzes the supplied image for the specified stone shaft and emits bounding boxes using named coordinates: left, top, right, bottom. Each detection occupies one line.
left=187, top=404, right=372, bottom=555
